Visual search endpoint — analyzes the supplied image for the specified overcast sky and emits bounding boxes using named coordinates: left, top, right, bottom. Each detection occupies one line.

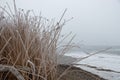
left=1, top=0, right=120, bottom=46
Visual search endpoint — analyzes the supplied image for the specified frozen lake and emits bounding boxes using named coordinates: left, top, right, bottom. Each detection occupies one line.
left=64, top=46, right=120, bottom=80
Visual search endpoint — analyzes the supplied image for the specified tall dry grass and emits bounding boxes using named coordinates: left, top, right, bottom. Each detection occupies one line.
left=0, top=1, right=74, bottom=80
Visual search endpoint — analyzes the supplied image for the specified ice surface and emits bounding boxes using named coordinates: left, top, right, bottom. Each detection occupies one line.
left=65, top=52, right=120, bottom=80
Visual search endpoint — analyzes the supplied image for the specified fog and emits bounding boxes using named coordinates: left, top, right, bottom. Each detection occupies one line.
left=1, top=0, right=120, bottom=46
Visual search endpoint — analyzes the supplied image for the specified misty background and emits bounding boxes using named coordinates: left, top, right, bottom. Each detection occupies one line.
left=0, top=0, right=120, bottom=46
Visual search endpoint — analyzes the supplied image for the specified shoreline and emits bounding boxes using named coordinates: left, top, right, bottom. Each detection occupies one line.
left=57, top=64, right=106, bottom=80
left=57, top=55, right=106, bottom=80
left=58, top=52, right=120, bottom=80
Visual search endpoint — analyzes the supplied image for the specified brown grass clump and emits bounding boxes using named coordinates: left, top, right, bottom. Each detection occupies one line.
left=0, top=1, right=74, bottom=80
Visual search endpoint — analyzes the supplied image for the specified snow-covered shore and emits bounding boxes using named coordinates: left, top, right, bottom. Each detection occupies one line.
left=64, top=51, right=120, bottom=80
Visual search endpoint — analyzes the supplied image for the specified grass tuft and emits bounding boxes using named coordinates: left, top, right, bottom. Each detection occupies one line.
left=0, top=1, right=74, bottom=80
